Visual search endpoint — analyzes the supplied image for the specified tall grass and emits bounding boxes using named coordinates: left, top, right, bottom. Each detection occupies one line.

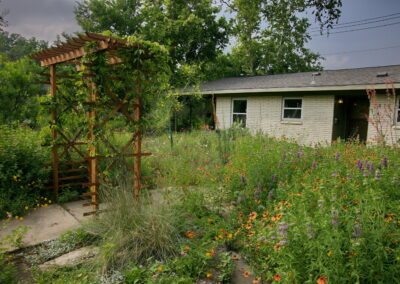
left=85, top=185, right=183, bottom=273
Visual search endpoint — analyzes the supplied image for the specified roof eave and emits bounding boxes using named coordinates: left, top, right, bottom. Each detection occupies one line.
left=200, top=83, right=400, bottom=95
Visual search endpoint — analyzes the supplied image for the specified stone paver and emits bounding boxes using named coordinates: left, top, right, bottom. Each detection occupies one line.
left=61, top=200, right=90, bottom=223
left=0, top=202, right=86, bottom=251
left=38, top=246, right=99, bottom=271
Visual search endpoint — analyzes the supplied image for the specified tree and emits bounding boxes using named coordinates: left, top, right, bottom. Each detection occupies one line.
left=220, top=0, right=342, bottom=75
left=0, top=31, right=47, bottom=61
left=0, top=56, right=43, bottom=126
left=0, top=0, right=8, bottom=31
left=75, top=0, right=231, bottom=86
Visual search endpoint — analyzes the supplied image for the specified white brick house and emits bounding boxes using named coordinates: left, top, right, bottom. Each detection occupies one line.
left=201, top=65, right=400, bottom=145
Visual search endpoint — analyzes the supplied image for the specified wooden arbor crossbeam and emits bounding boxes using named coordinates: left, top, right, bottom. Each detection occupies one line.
left=30, top=32, right=149, bottom=216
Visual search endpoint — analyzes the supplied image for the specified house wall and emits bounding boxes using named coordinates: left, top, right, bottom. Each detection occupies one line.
left=216, top=94, right=335, bottom=145
left=366, top=93, right=400, bottom=145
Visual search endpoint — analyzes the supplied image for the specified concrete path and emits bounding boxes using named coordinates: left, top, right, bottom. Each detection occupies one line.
left=0, top=200, right=88, bottom=251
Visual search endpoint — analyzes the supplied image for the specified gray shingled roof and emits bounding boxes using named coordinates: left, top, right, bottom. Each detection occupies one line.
left=200, top=65, right=400, bottom=94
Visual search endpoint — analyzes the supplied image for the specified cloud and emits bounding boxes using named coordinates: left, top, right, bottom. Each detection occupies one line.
left=2, top=0, right=82, bottom=42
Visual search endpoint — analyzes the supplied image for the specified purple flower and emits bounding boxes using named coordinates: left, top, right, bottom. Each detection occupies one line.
left=353, top=223, right=362, bottom=237
left=382, top=157, right=388, bottom=168
left=240, top=175, right=246, bottom=185
left=375, top=171, right=381, bottom=179
left=363, top=172, right=370, bottom=177
left=268, top=189, right=274, bottom=199
left=278, top=161, right=283, bottom=168
left=272, top=175, right=277, bottom=183
left=152, top=274, right=159, bottom=278
left=254, top=190, right=261, bottom=200
left=279, top=223, right=288, bottom=230
left=279, top=238, right=288, bottom=245
left=335, top=152, right=340, bottom=161
left=311, top=161, right=317, bottom=170
left=257, top=184, right=262, bottom=191
left=308, top=233, right=316, bottom=238
left=331, top=219, right=338, bottom=225
left=331, top=173, right=338, bottom=177
left=278, top=230, right=288, bottom=236
left=306, top=225, right=313, bottom=231
left=357, top=160, right=363, bottom=171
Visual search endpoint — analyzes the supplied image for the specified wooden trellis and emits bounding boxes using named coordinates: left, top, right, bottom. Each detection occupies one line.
left=30, top=33, right=151, bottom=216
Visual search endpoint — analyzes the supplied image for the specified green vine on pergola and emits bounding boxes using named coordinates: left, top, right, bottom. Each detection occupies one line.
left=31, top=32, right=173, bottom=214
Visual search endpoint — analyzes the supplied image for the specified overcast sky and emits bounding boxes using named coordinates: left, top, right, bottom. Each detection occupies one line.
left=2, top=0, right=400, bottom=70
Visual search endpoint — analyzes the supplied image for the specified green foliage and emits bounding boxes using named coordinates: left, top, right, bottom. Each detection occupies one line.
left=0, top=252, right=17, bottom=284
left=32, top=265, right=97, bottom=284
left=143, top=131, right=399, bottom=283
left=0, top=125, right=49, bottom=218
left=0, top=56, right=44, bottom=126
left=0, top=31, right=47, bottom=61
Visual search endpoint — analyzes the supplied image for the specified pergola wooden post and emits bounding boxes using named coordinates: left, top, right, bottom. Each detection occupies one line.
left=31, top=33, right=151, bottom=216
left=50, top=64, right=59, bottom=202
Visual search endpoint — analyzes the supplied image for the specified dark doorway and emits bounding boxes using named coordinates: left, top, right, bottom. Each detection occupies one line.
left=332, top=95, right=370, bottom=142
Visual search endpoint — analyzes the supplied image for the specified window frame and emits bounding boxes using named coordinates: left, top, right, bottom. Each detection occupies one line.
left=395, top=95, right=400, bottom=125
left=232, top=98, right=247, bottom=127
left=282, top=97, right=303, bottom=120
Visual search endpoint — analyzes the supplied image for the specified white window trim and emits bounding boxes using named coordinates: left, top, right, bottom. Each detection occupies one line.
left=395, top=95, right=400, bottom=125
left=232, top=98, right=247, bottom=127
left=282, top=97, right=303, bottom=120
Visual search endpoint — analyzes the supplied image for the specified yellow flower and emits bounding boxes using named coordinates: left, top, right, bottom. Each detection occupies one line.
left=19, top=217, right=24, bottom=221
left=24, top=206, right=29, bottom=210
left=157, top=266, right=163, bottom=272
left=48, top=200, right=52, bottom=204
left=327, top=251, right=332, bottom=256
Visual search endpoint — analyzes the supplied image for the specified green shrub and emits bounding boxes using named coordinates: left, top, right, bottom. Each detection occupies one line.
left=0, top=125, right=49, bottom=218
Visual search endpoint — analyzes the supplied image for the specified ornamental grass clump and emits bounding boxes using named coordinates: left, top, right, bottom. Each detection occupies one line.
left=85, top=185, right=182, bottom=273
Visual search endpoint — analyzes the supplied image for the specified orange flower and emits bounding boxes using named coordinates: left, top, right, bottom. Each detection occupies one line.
left=245, top=223, right=253, bottom=229
left=273, top=274, right=281, bottom=280
left=249, top=212, right=258, bottom=220
left=274, top=243, right=281, bottom=251
left=227, top=233, right=233, bottom=239
left=207, top=219, right=214, bottom=222
left=247, top=231, right=255, bottom=237
left=205, top=248, right=215, bottom=257
left=185, top=231, right=195, bottom=239
left=215, top=235, right=224, bottom=240
left=296, top=192, right=302, bottom=196
left=253, top=277, right=262, bottom=283
left=183, top=246, right=190, bottom=252
left=317, top=276, right=328, bottom=284
left=206, top=273, right=213, bottom=278
left=232, top=254, right=239, bottom=260
left=243, top=271, right=250, bottom=277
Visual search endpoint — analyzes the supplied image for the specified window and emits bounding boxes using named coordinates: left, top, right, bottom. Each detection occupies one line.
left=282, top=98, right=302, bottom=120
left=396, top=96, right=400, bottom=124
left=232, top=99, right=247, bottom=126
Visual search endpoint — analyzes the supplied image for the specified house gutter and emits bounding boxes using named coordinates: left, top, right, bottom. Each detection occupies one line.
left=198, top=83, right=400, bottom=95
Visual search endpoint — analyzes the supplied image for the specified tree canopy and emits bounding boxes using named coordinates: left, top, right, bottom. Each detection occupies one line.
left=75, top=0, right=342, bottom=80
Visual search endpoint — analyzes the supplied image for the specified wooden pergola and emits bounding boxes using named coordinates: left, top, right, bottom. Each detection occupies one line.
left=31, top=33, right=150, bottom=216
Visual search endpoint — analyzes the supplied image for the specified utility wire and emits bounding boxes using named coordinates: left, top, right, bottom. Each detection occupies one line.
left=309, top=15, right=400, bottom=31
left=310, top=21, right=400, bottom=37
left=308, top=11, right=400, bottom=30
left=320, top=44, right=400, bottom=56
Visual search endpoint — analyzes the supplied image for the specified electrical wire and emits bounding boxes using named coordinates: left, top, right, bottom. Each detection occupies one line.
left=320, top=44, right=400, bottom=56
left=309, top=15, right=400, bottom=31
left=308, top=11, right=400, bottom=31
left=310, top=21, right=400, bottom=37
